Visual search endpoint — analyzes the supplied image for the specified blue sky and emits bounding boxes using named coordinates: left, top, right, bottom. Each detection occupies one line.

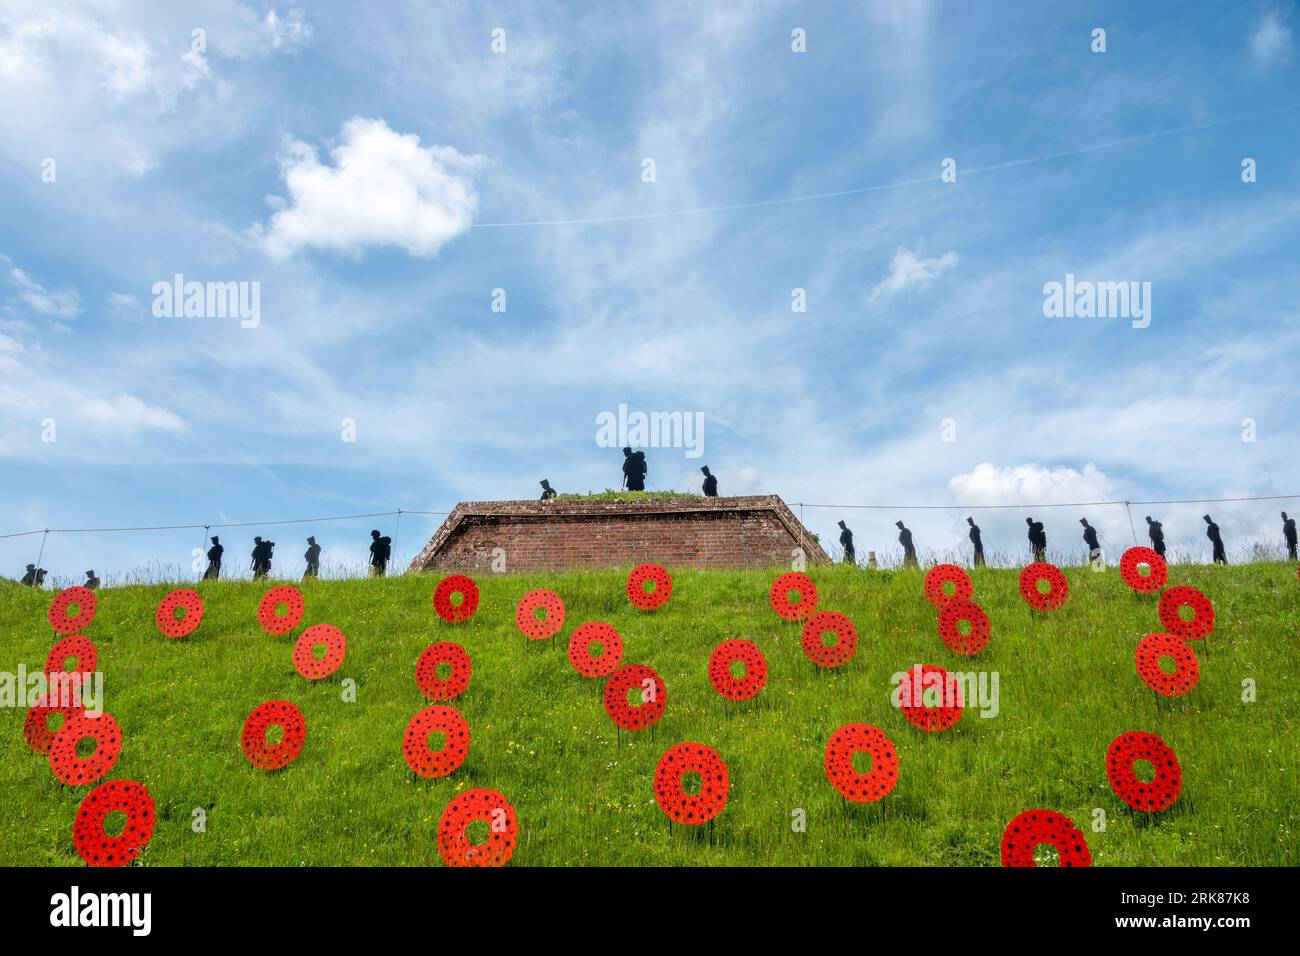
left=1, top=0, right=1298, bottom=582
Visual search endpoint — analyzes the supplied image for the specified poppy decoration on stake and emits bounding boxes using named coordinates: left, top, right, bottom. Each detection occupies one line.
left=707, top=638, right=767, bottom=701
left=603, top=663, right=666, bottom=731
left=45, top=635, right=97, bottom=680
left=923, top=564, right=974, bottom=609
left=415, top=641, right=472, bottom=701
left=627, top=563, right=672, bottom=610
left=155, top=588, right=204, bottom=639
left=515, top=589, right=565, bottom=640
left=1158, top=586, right=1215, bottom=641
left=23, top=693, right=84, bottom=754
left=1019, top=562, right=1069, bottom=611
left=896, top=663, right=963, bottom=732
left=769, top=572, right=818, bottom=621
left=800, top=610, right=858, bottom=668
left=241, top=700, right=306, bottom=771
left=437, top=788, right=518, bottom=867
left=257, top=585, right=305, bottom=636
left=292, top=624, right=347, bottom=681
left=1106, top=730, right=1182, bottom=812
left=49, top=712, right=123, bottom=786
left=937, top=598, right=991, bottom=655
left=402, top=704, right=469, bottom=779
left=824, top=724, right=899, bottom=803
left=48, top=586, right=96, bottom=635
left=1000, top=809, right=1092, bottom=867
left=653, top=742, right=729, bottom=826
left=73, top=779, right=157, bottom=868
left=433, top=574, right=480, bottom=623
left=1118, top=547, right=1168, bottom=594
left=567, top=622, right=624, bottom=679
left=1134, top=633, right=1200, bottom=697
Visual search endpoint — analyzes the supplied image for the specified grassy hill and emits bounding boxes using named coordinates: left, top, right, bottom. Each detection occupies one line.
left=1, top=562, right=1296, bottom=866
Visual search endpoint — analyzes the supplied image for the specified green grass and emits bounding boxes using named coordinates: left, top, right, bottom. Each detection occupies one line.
left=1, top=563, right=1296, bottom=866
left=553, top=489, right=703, bottom=501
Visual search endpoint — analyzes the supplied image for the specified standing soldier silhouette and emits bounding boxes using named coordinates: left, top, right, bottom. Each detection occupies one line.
left=700, top=466, right=718, bottom=497
left=622, top=447, right=646, bottom=491
left=539, top=479, right=557, bottom=500
left=369, top=529, right=392, bottom=577
left=967, top=517, right=985, bottom=567
left=253, top=538, right=275, bottom=579
left=1203, top=515, right=1227, bottom=565
left=20, top=564, right=37, bottom=586
left=1282, top=511, right=1297, bottom=561
left=1026, top=517, right=1047, bottom=562
left=303, top=536, right=321, bottom=579
left=1079, top=518, right=1102, bottom=567
left=84, top=570, right=100, bottom=590
left=838, top=520, right=855, bottom=564
left=204, top=535, right=223, bottom=580
left=1144, top=516, right=1165, bottom=558
left=896, top=521, right=918, bottom=568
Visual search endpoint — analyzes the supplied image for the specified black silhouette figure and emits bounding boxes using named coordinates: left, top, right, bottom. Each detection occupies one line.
left=838, top=520, right=855, bottom=564
left=20, top=564, right=37, bottom=586
left=251, top=537, right=275, bottom=579
left=967, top=517, right=984, bottom=567
left=303, top=536, right=321, bottom=580
left=1145, top=516, right=1166, bottom=558
left=369, top=529, right=392, bottom=577
left=1080, top=518, right=1101, bottom=565
left=700, top=466, right=718, bottom=497
left=1026, top=517, right=1047, bottom=562
left=204, top=535, right=223, bottom=580
left=622, top=447, right=646, bottom=491
left=84, top=570, right=100, bottom=590
left=896, top=520, right=918, bottom=568
left=1203, top=514, right=1227, bottom=565
left=1282, top=511, right=1297, bottom=561
left=539, top=479, right=557, bottom=500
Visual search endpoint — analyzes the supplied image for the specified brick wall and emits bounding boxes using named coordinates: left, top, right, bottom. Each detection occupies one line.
left=408, top=496, right=830, bottom=573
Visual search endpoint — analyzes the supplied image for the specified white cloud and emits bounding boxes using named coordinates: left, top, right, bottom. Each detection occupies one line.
left=948, top=462, right=1114, bottom=506
left=1249, top=10, right=1292, bottom=67
left=265, top=8, right=313, bottom=50
left=255, top=117, right=484, bottom=259
left=82, top=394, right=184, bottom=433
left=869, top=247, right=958, bottom=302
left=3, top=257, right=81, bottom=319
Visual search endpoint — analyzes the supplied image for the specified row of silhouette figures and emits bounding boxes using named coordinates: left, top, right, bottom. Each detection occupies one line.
left=537, top=451, right=720, bottom=499
left=834, top=512, right=1298, bottom=567
left=197, top=529, right=392, bottom=581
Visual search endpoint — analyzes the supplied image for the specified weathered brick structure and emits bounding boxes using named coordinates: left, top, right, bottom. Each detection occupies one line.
left=408, top=495, right=829, bottom=573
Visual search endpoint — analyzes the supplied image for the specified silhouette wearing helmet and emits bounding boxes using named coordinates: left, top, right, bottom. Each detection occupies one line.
left=1080, top=518, right=1102, bottom=567
left=369, top=529, right=392, bottom=577
left=20, top=564, right=38, bottom=587
left=1282, top=511, right=1297, bottom=561
left=1026, top=517, right=1047, bottom=562
left=967, top=517, right=984, bottom=567
left=838, top=520, right=855, bottom=564
left=1203, top=515, right=1227, bottom=565
left=896, top=521, right=918, bottom=569
left=303, top=537, right=321, bottom=579
left=251, top=537, right=275, bottom=579
left=84, top=570, right=100, bottom=590
left=539, top=479, right=557, bottom=500
left=1144, top=517, right=1165, bottom=558
left=622, top=447, right=646, bottom=491
left=204, top=536, right=223, bottom=580
left=700, top=466, right=718, bottom=497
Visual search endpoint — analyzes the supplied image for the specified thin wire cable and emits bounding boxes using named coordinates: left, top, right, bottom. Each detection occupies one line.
left=793, top=492, right=1300, bottom=511
left=469, top=104, right=1300, bottom=229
